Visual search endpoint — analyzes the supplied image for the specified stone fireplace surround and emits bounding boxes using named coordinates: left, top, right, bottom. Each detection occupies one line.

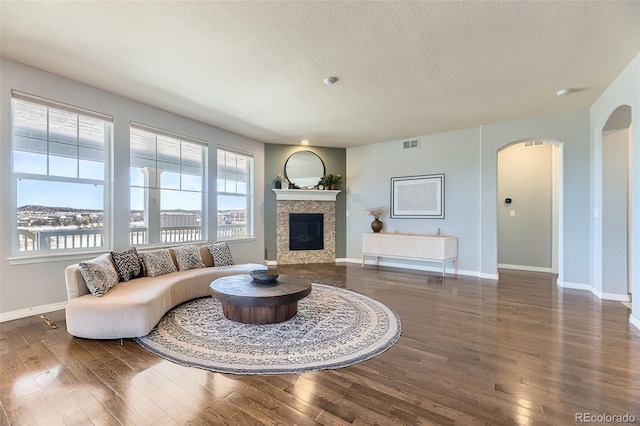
left=273, top=189, right=340, bottom=264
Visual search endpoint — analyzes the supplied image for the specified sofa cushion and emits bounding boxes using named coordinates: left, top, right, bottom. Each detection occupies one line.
left=79, top=253, right=119, bottom=296
left=172, top=244, right=205, bottom=271
left=199, top=246, right=214, bottom=268
left=208, top=242, right=234, bottom=266
left=111, top=247, right=144, bottom=281
left=139, top=249, right=178, bottom=277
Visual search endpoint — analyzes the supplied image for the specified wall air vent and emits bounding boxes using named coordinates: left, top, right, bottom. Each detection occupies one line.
left=523, top=140, right=545, bottom=148
left=403, top=139, right=420, bottom=149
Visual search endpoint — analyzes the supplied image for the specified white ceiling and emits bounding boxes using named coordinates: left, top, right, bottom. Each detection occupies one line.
left=1, top=1, right=639, bottom=148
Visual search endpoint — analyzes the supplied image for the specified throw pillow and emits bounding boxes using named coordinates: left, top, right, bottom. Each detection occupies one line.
left=111, top=247, right=144, bottom=281
left=79, top=254, right=119, bottom=297
left=208, top=242, right=234, bottom=266
left=138, top=253, right=147, bottom=277
left=139, top=249, right=178, bottom=277
left=173, top=245, right=205, bottom=271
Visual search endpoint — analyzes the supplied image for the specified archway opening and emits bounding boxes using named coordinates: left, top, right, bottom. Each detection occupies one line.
left=497, top=140, right=561, bottom=275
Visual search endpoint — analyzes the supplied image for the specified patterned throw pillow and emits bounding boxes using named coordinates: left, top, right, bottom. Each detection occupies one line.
left=173, top=245, right=205, bottom=271
left=111, top=247, right=144, bottom=281
left=208, top=242, right=234, bottom=266
left=138, top=254, right=147, bottom=277
left=139, top=249, right=178, bottom=277
left=79, top=254, right=119, bottom=297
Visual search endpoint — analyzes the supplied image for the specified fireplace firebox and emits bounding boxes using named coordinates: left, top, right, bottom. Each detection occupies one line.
left=289, top=213, right=324, bottom=251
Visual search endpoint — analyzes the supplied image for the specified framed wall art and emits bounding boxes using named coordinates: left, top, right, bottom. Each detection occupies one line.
left=390, top=174, right=444, bottom=219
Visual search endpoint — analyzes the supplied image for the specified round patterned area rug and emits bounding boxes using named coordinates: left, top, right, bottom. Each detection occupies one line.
left=135, top=283, right=401, bottom=375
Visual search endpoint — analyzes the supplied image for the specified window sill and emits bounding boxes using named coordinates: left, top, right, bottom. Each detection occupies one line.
left=8, top=238, right=256, bottom=265
left=216, top=237, right=256, bottom=244
left=8, top=250, right=107, bottom=266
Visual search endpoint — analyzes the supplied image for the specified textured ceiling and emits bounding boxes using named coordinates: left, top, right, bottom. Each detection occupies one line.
left=1, top=1, right=639, bottom=148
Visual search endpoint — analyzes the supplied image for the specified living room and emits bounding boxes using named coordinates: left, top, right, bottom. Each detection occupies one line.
left=1, top=1, right=639, bottom=424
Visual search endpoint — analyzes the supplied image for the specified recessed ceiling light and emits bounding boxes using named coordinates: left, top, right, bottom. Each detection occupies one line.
left=323, top=77, right=338, bottom=85
left=556, top=88, right=572, bottom=97
left=301, top=139, right=309, bottom=145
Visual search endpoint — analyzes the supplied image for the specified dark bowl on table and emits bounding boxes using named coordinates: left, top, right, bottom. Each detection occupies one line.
left=250, top=270, right=279, bottom=284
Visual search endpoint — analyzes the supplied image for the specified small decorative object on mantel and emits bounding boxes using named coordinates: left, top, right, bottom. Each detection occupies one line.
left=274, top=174, right=284, bottom=189
left=318, top=176, right=329, bottom=189
left=367, top=206, right=386, bottom=233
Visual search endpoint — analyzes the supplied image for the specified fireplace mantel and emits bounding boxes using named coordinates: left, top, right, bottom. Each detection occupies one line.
left=272, top=189, right=340, bottom=201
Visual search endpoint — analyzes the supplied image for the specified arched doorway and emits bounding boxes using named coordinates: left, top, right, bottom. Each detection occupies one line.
left=601, top=105, right=632, bottom=302
left=497, top=139, right=562, bottom=276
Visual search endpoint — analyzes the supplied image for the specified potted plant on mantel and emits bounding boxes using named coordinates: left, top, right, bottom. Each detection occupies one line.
left=274, top=174, right=284, bottom=189
left=319, top=173, right=342, bottom=190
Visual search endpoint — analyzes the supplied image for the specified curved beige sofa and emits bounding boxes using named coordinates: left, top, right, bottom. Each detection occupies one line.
left=64, top=246, right=266, bottom=339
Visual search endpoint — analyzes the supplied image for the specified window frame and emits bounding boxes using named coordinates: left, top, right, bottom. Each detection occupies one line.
left=216, top=146, right=254, bottom=241
left=10, top=91, right=113, bottom=259
left=129, top=122, right=208, bottom=247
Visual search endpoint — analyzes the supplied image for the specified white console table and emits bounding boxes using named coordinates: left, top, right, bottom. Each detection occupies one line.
left=362, top=233, right=458, bottom=277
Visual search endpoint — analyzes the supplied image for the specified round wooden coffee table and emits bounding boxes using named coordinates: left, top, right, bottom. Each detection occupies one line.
left=209, top=274, right=312, bottom=324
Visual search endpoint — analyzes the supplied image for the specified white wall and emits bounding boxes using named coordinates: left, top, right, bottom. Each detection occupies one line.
left=347, top=109, right=590, bottom=283
left=602, top=128, right=629, bottom=295
left=0, top=58, right=266, bottom=319
left=590, top=53, right=639, bottom=327
left=346, top=127, right=482, bottom=275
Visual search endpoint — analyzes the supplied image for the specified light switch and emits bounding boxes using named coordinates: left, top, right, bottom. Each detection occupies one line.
left=509, top=210, right=516, bottom=218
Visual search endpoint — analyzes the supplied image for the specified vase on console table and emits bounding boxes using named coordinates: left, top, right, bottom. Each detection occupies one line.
left=371, top=218, right=383, bottom=233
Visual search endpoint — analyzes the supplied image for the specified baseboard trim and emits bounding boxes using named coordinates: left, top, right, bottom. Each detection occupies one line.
left=264, top=259, right=350, bottom=265
left=267, top=257, right=500, bottom=281
left=0, top=301, right=67, bottom=323
left=597, top=291, right=631, bottom=302
left=630, top=314, right=640, bottom=331
left=478, top=272, right=500, bottom=280
left=556, top=279, right=630, bottom=302
left=344, top=258, right=498, bottom=280
left=556, top=279, right=592, bottom=291
left=498, top=263, right=553, bottom=273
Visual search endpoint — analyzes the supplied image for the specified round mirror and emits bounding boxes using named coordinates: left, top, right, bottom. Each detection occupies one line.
left=284, top=150, right=325, bottom=188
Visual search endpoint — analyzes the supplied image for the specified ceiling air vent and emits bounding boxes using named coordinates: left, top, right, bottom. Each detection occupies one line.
left=403, top=139, right=420, bottom=149
left=523, top=140, right=545, bottom=148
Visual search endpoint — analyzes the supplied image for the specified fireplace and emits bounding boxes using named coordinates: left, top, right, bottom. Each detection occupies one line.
left=274, top=189, right=338, bottom=264
left=289, top=213, right=324, bottom=251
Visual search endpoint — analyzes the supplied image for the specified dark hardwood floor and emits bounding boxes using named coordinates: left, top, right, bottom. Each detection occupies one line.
left=2, top=264, right=639, bottom=425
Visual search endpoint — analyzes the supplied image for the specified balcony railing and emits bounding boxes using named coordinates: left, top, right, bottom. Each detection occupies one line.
left=17, top=224, right=249, bottom=252
left=18, top=227, right=103, bottom=251
left=129, top=226, right=204, bottom=245
left=217, top=224, right=249, bottom=238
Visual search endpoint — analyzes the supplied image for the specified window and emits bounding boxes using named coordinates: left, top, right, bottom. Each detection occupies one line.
left=217, top=147, right=253, bottom=239
left=130, top=123, right=206, bottom=245
left=11, top=92, right=112, bottom=255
